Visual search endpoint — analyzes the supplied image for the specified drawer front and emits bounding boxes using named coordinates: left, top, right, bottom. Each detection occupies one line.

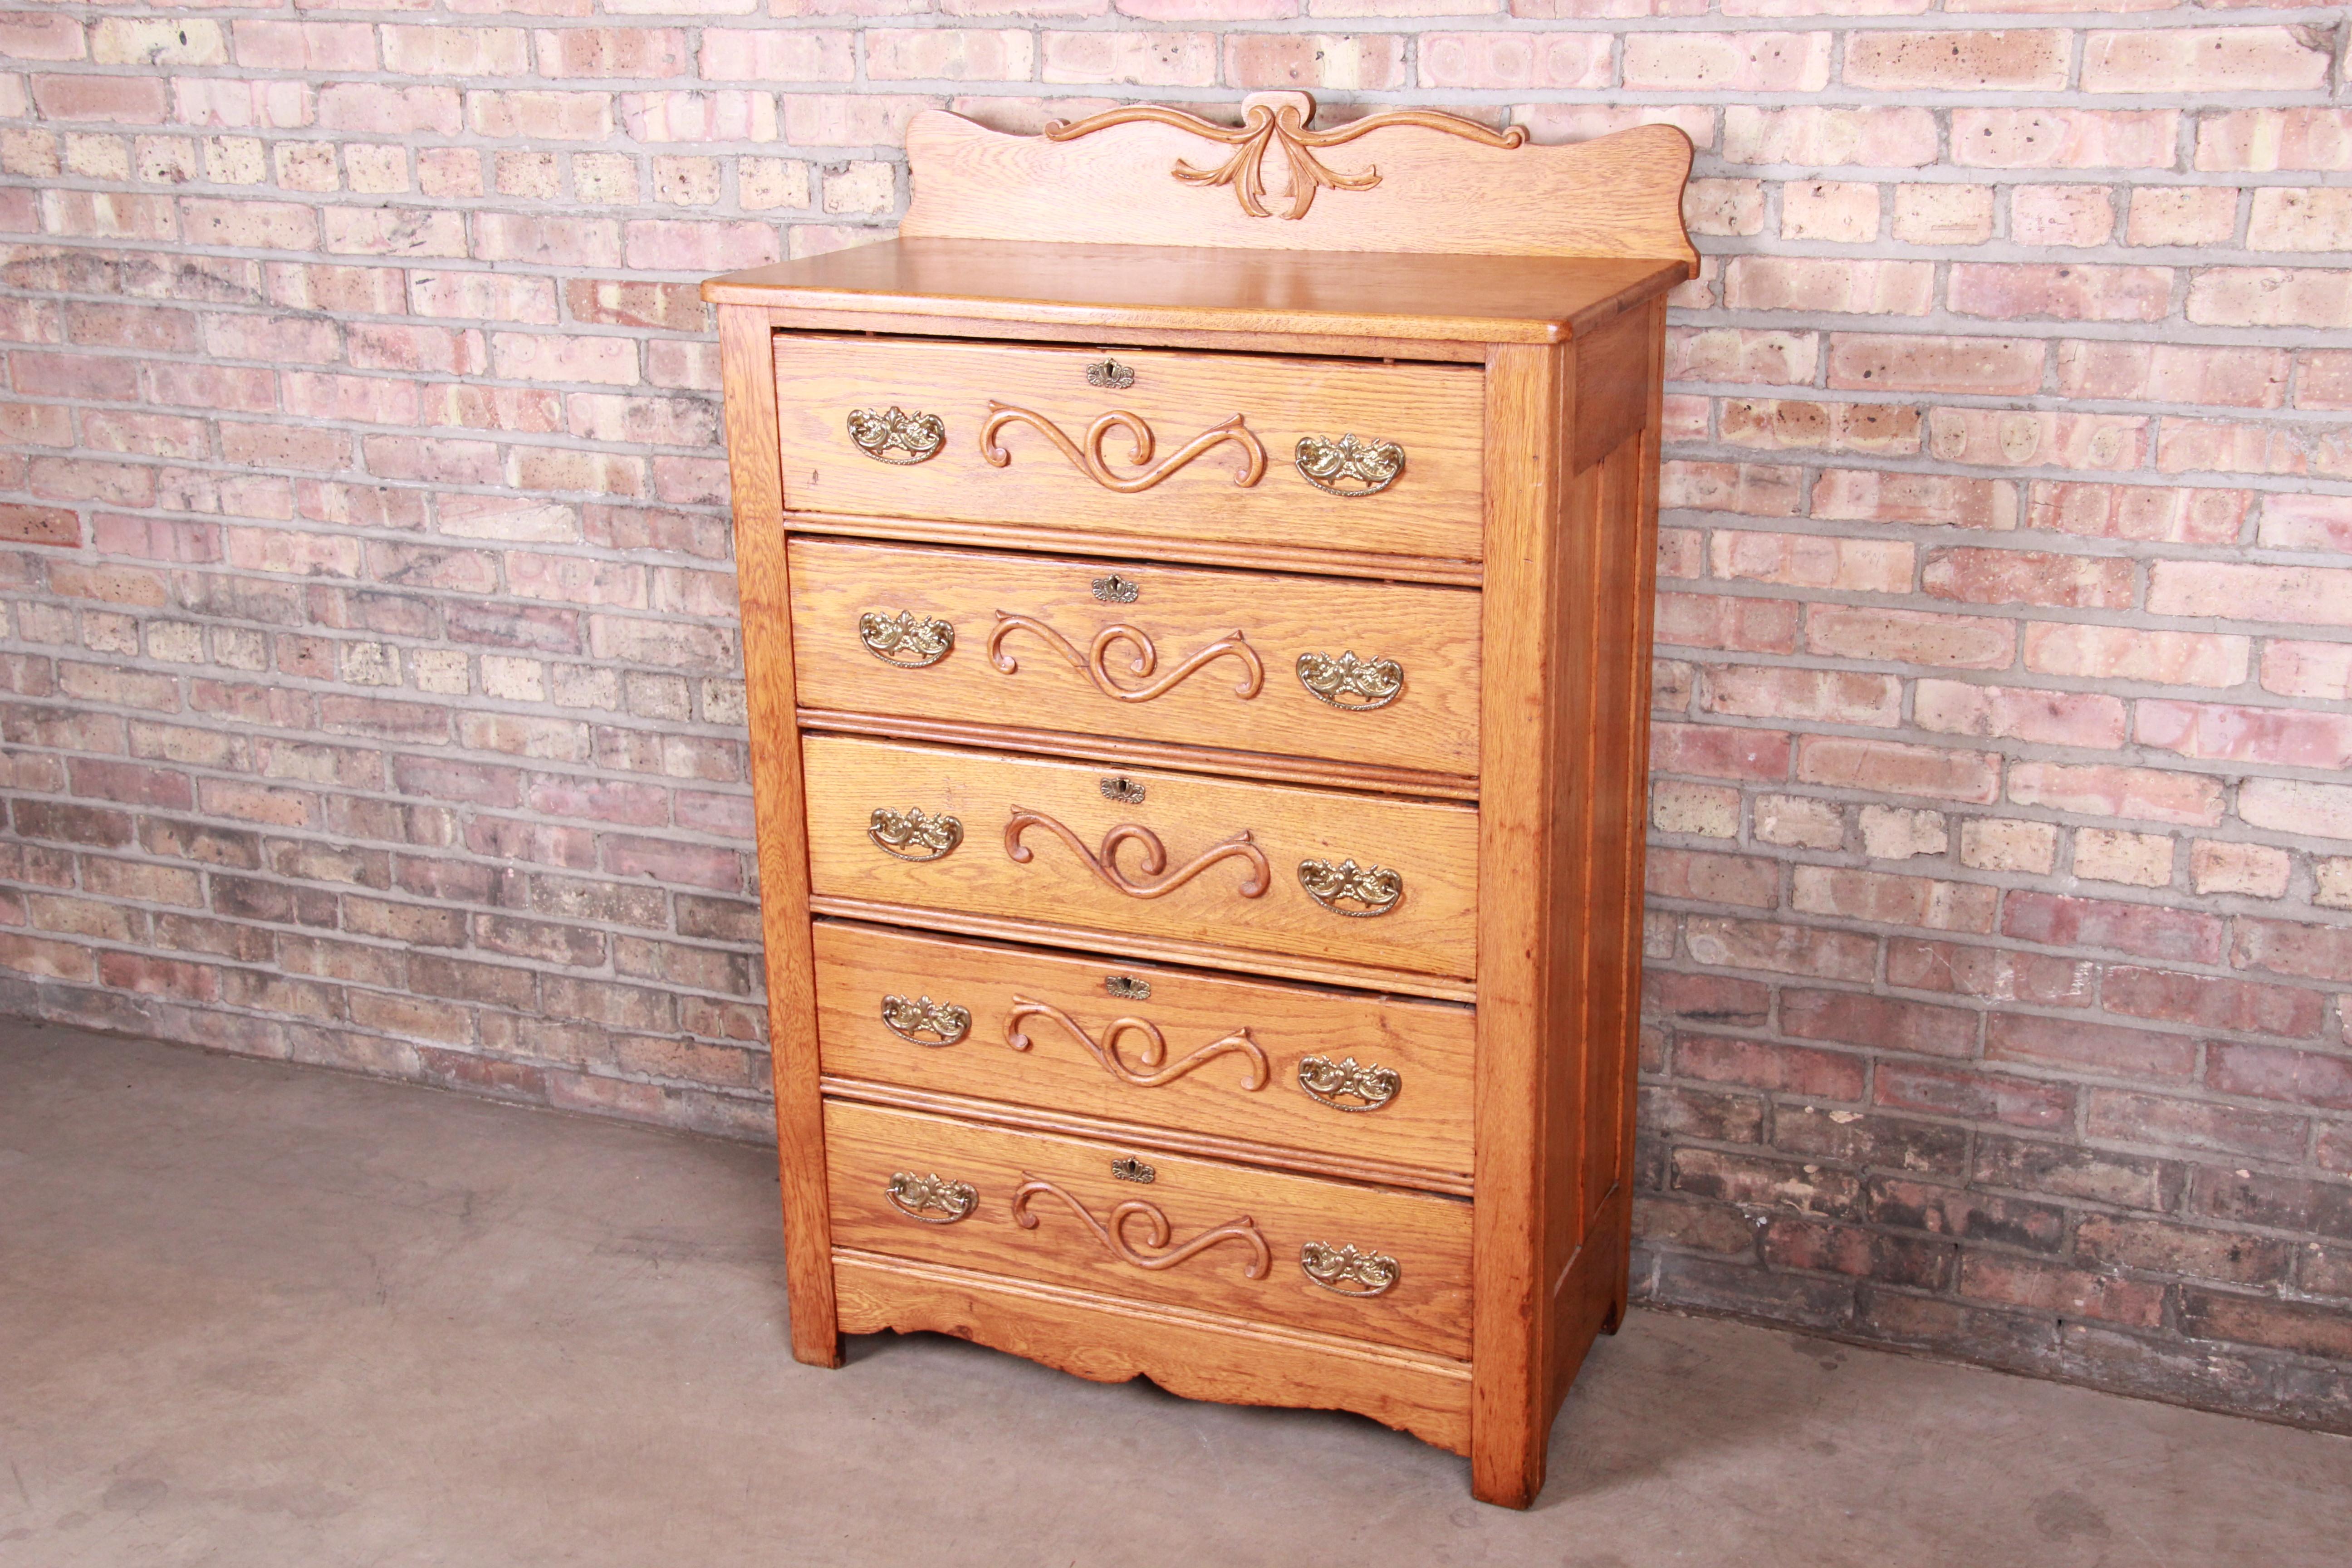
left=802, top=735, right=1479, bottom=980
left=816, top=923, right=1474, bottom=1180
left=774, top=335, right=1484, bottom=563
left=826, top=1100, right=1472, bottom=1358
left=790, top=539, right=1482, bottom=778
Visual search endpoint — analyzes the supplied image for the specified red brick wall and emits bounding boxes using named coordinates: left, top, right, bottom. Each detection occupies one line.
left=4, top=6, right=2349, bottom=1426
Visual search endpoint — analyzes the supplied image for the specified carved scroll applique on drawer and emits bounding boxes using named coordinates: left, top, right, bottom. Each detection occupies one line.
left=847, top=407, right=947, bottom=466
left=1295, top=433, right=1405, bottom=498
left=979, top=402, right=1267, bottom=494
left=1299, top=1241, right=1400, bottom=1297
left=858, top=610, right=955, bottom=669
left=881, top=994, right=972, bottom=1047
left=1006, top=807, right=1269, bottom=901
left=1012, top=1176, right=1270, bottom=1279
left=1296, top=1054, right=1401, bottom=1112
left=868, top=807, right=963, bottom=862
left=886, top=1171, right=978, bottom=1225
left=988, top=612, right=1263, bottom=704
left=1295, top=651, right=1404, bottom=712
left=1297, top=858, right=1404, bottom=918
left=1006, top=995, right=1269, bottom=1090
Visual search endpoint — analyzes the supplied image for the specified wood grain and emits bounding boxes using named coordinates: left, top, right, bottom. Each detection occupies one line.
left=832, top=1249, right=1472, bottom=1454
left=789, top=538, right=1482, bottom=777
left=775, top=334, right=1484, bottom=560
left=708, top=243, right=1690, bottom=349
left=797, top=708, right=1480, bottom=802
left=813, top=921, right=1474, bottom=1182
left=899, top=98, right=1697, bottom=269
left=718, top=303, right=839, bottom=1368
left=800, top=735, right=1481, bottom=980
left=784, top=510, right=1482, bottom=589
left=825, top=1100, right=1473, bottom=1358
left=808, top=895, right=1478, bottom=1004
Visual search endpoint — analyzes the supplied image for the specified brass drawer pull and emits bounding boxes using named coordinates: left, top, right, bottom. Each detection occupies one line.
left=980, top=402, right=1267, bottom=494
left=859, top=609, right=954, bottom=668
left=1300, top=1241, right=1400, bottom=1297
left=848, top=406, right=946, bottom=466
left=881, top=994, right=970, bottom=1047
left=886, top=1171, right=977, bottom=1225
left=1296, top=651, right=1404, bottom=712
left=1296, top=433, right=1404, bottom=497
left=1012, top=1176, right=1269, bottom=1279
left=989, top=611, right=1263, bottom=704
left=1297, top=1055, right=1401, bottom=1112
left=1007, top=995, right=1269, bottom=1090
left=1086, top=358, right=1135, bottom=390
left=1298, top=858, right=1403, bottom=918
left=1007, top=807, right=1269, bottom=900
left=869, top=807, right=962, bottom=862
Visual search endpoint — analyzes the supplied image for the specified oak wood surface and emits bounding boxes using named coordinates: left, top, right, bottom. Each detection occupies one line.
left=826, top=1100, right=1474, bottom=1358
left=784, top=510, right=1483, bottom=589
left=756, top=302, right=1497, bottom=364
left=717, top=304, right=839, bottom=1368
left=800, top=735, right=1482, bottom=980
left=799, top=708, right=1480, bottom=803
left=1467, top=341, right=1570, bottom=1509
left=808, top=895, right=1479, bottom=1005
left=813, top=921, right=1475, bottom=1182
left=897, top=95, right=1696, bottom=268
left=706, top=241, right=1689, bottom=348
left=774, top=334, right=1485, bottom=561
left=832, top=1249, right=1472, bottom=1454
left=826, top=1075, right=1472, bottom=1199
left=789, top=537, right=1483, bottom=777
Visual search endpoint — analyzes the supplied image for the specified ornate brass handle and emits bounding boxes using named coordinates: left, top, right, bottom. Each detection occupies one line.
left=1297, top=858, right=1403, bottom=918
left=1012, top=1176, right=1270, bottom=1278
left=848, top=406, right=946, bottom=465
left=1296, top=1055, right=1400, bottom=1112
left=869, top=807, right=962, bottom=862
left=1006, top=996, right=1269, bottom=1090
left=1300, top=1241, right=1399, bottom=1297
left=1295, top=651, right=1403, bottom=712
left=980, top=402, right=1267, bottom=494
left=988, top=612, right=1263, bottom=704
left=881, top=994, right=970, bottom=1047
left=859, top=610, right=954, bottom=668
left=1007, top=807, right=1269, bottom=900
left=886, top=1171, right=977, bottom=1225
left=1296, top=434, right=1404, bottom=498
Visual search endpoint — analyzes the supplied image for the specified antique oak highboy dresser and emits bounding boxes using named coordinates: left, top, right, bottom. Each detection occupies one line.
left=704, top=93, right=1694, bottom=1508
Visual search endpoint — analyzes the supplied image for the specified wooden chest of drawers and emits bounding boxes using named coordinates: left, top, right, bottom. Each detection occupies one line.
left=705, top=92, right=1694, bottom=1508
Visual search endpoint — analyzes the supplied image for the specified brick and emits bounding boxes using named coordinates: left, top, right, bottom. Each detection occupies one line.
left=1875, top=1065, right=2074, bottom=1131
left=1889, top=937, right=2090, bottom=1008
left=1675, top=1034, right=1866, bottom=1100
left=2003, top=892, right=2224, bottom=965
left=1673, top=1147, right=1862, bottom=1218
left=1722, top=105, right=1937, bottom=168
left=2085, top=1093, right=2308, bottom=1168
left=1845, top=30, right=2067, bottom=91
left=2026, top=481, right=2249, bottom=546
left=1957, top=1256, right=2162, bottom=1329
left=2082, top=27, right=2332, bottom=95
left=1805, top=606, right=2014, bottom=670
left=1914, top=681, right=2128, bottom=749
left=1949, top=264, right=2171, bottom=324
left=2032, top=625, right=2248, bottom=691
left=2263, top=640, right=2352, bottom=700
left=1724, top=258, right=1933, bottom=316
left=1782, top=987, right=1978, bottom=1058
left=1798, top=736, right=2001, bottom=805
left=1827, top=333, right=2042, bottom=396
left=1622, top=32, right=1829, bottom=92
left=1683, top=917, right=1877, bottom=982
left=2136, top=700, right=2352, bottom=769
left=2006, top=763, right=2224, bottom=827
left=1952, top=108, right=2177, bottom=171
left=1702, top=666, right=1902, bottom=728
left=1754, top=794, right=1842, bottom=850
left=2190, top=840, right=2290, bottom=899
left=1811, top=470, right=2019, bottom=531
left=2188, top=268, right=2352, bottom=330
left=1667, top=328, right=1818, bottom=386
left=2179, top=1290, right=2352, bottom=1361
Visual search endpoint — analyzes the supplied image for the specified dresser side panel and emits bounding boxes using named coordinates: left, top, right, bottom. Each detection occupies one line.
left=721, top=304, right=840, bottom=1367
left=1468, top=342, right=1574, bottom=1509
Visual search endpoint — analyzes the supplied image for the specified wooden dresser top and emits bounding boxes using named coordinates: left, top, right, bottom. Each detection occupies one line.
left=701, top=240, right=1688, bottom=348
left=702, top=91, right=1695, bottom=349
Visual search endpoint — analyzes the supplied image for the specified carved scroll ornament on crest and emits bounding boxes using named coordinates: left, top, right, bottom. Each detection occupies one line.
left=1042, top=94, right=1528, bottom=222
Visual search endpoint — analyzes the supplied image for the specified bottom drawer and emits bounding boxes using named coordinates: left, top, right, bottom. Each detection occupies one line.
left=826, top=1100, right=1471, bottom=1360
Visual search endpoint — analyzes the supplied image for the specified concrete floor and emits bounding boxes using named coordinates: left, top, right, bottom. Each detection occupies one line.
left=2, top=1024, right=2347, bottom=1568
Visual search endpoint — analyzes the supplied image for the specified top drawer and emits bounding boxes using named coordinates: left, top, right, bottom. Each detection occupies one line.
left=773, top=335, right=1485, bottom=564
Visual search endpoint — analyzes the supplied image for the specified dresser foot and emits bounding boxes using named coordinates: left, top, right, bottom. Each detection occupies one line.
left=1469, top=1444, right=1543, bottom=1510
